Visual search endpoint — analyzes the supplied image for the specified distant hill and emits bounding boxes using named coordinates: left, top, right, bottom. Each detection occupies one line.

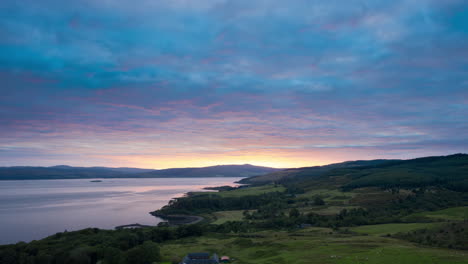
left=0, top=164, right=279, bottom=180
left=137, top=164, right=278, bottom=178
left=239, top=159, right=397, bottom=184
left=240, top=154, right=468, bottom=192
left=341, top=154, right=468, bottom=191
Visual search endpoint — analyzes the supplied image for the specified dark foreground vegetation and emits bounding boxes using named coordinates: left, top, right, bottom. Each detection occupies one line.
left=1, top=154, right=467, bottom=264
left=394, top=222, right=468, bottom=250
left=0, top=225, right=204, bottom=264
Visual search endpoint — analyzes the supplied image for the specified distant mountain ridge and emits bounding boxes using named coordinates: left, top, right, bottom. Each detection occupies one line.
left=0, top=164, right=279, bottom=180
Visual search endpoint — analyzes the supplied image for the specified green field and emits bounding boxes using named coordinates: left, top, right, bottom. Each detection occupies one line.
left=212, top=210, right=246, bottom=224
left=214, top=184, right=286, bottom=198
left=160, top=228, right=468, bottom=264
left=405, top=207, right=468, bottom=221
left=350, top=223, right=443, bottom=236
left=190, top=184, right=285, bottom=198
left=298, top=189, right=357, bottom=202
left=301, top=206, right=359, bottom=215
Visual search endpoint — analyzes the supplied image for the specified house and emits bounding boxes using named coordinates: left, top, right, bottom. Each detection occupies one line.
left=180, top=252, right=219, bottom=264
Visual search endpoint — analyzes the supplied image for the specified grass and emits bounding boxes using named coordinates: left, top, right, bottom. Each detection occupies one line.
left=159, top=228, right=468, bottom=264
left=214, top=184, right=286, bottom=198
left=189, top=184, right=285, bottom=198
left=301, top=206, right=359, bottom=216
left=295, top=188, right=360, bottom=216
left=298, top=189, right=357, bottom=204
left=212, top=210, right=246, bottom=224
left=349, top=223, right=443, bottom=236
left=162, top=185, right=468, bottom=263
left=405, top=207, right=468, bottom=221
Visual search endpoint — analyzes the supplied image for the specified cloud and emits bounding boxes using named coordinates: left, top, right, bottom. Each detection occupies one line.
left=0, top=0, right=467, bottom=168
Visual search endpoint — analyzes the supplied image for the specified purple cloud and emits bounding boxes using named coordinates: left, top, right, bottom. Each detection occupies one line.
left=0, top=0, right=467, bottom=168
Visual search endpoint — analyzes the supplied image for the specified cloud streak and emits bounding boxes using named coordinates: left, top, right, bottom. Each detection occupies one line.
left=0, top=0, right=467, bottom=168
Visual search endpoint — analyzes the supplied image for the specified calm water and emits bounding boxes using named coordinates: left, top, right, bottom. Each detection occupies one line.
left=0, top=177, right=242, bottom=245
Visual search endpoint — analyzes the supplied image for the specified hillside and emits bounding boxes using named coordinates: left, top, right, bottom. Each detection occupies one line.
left=341, top=154, right=468, bottom=191
left=138, top=164, right=278, bottom=178
left=238, top=159, right=398, bottom=185
left=0, top=164, right=278, bottom=180
left=240, top=154, right=468, bottom=192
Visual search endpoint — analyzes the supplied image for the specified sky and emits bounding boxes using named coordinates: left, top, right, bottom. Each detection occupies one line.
left=0, top=0, right=467, bottom=169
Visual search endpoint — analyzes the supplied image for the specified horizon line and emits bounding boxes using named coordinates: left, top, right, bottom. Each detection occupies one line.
left=1, top=153, right=465, bottom=170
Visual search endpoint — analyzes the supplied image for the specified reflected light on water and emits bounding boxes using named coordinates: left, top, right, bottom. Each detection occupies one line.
left=0, top=177, right=242, bottom=245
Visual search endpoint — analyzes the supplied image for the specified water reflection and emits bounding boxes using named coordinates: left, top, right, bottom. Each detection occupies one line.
left=0, top=177, right=242, bottom=244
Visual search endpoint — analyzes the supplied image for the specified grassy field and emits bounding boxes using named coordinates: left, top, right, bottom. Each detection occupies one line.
left=215, top=184, right=286, bottom=198
left=298, top=189, right=357, bottom=201
left=212, top=210, right=246, bottom=224
left=303, top=205, right=359, bottom=215
left=189, top=184, right=285, bottom=198
left=190, top=186, right=468, bottom=264
left=292, top=188, right=360, bottom=216
left=350, top=223, right=443, bottom=236
left=159, top=228, right=468, bottom=264
left=405, top=207, right=468, bottom=221
left=171, top=183, right=468, bottom=264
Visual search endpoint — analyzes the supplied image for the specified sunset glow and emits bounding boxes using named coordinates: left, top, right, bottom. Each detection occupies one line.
left=1, top=0, right=467, bottom=169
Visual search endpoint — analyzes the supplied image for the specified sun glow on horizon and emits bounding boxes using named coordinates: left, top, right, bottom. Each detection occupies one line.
left=88, top=152, right=343, bottom=170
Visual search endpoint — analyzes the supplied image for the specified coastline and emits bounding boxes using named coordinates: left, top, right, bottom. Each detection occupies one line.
left=150, top=213, right=204, bottom=226
left=148, top=183, right=244, bottom=226
left=0, top=177, right=243, bottom=245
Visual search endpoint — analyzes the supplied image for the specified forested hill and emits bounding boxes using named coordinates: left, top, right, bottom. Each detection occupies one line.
left=238, top=158, right=399, bottom=184
left=340, top=154, right=468, bottom=191
left=240, top=154, right=468, bottom=191
left=0, top=164, right=278, bottom=180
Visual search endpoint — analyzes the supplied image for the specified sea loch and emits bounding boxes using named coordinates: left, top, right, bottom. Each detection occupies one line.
left=0, top=177, right=242, bottom=244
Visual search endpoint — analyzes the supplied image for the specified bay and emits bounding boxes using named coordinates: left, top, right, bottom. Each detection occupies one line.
left=0, top=177, right=242, bottom=245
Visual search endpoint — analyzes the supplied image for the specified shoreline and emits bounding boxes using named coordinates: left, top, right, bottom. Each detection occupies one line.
left=147, top=183, right=244, bottom=226
left=151, top=213, right=204, bottom=226
left=1, top=178, right=242, bottom=245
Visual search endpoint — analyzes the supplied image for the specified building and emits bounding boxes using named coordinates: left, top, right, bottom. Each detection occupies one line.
left=180, top=252, right=219, bottom=264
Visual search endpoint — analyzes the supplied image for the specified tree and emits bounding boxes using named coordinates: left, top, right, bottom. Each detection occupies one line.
left=243, top=210, right=251, bottom=219
left=100, top=247, right=122, bottom=264
left=0, top=248, right=17, bottom=264
left=125, top=241, right=161, bottom=264
left=289, top=208, right=300, bottom=218
left=35, top=253, right=53, bottom=264
left=314, top=197, right=325, bottom=206
left=67, top=247, right=95, bottom=264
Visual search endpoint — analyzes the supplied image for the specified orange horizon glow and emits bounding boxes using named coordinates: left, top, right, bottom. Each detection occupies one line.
left=83, top=147, right=356, bottom=169
left=5, top=137, right=455, bottom=169
left=87, top=149, right=409, bottom=170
